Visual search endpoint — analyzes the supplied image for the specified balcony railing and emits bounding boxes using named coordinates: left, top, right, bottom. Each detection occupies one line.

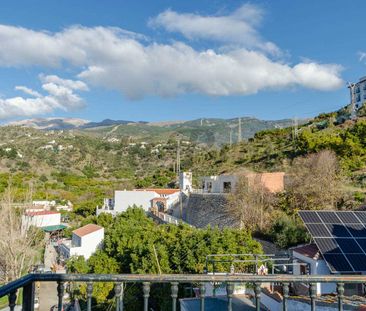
left=1, top=273, right=366, bottom=311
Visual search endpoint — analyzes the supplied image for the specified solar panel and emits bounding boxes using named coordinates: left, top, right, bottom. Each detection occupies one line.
left=314, top=238, right=341, bottom=254
left=355, top=239, right=366, bottom=253
left=318, top=211, right=342, bottom=224
left=335, top=238, right=363, bottom=254
left=325, top=224, right=351, bottom=237
left=336, top=212, right=360, bottom=224
left=347, top=224, right=366, bottom=238
left=298, top=211, right=366, bottom=273
left=345, top=254, right=366, bottom=271
left=306, top=224, right=332, bottom=237
left=323, top=254, right=353, bottom=272
left=354, top=212, right=366, bottom=223
left=299, top=211, right=322, bottom=223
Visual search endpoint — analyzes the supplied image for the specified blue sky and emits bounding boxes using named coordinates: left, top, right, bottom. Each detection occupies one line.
left=0, top=0, right=365, bottom=122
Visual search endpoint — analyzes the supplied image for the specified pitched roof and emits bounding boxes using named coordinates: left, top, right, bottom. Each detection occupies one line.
left=25, top=210, right=60, bottom=216
left=292, top=244, right=321, bottom=260
left=135, top=188, right=180, bottom=195
left=72, top=224, right=103, bottom=237
left=151, top=197, right=167, bottom=201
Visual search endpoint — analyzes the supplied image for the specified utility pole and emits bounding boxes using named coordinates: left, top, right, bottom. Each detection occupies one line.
left=229, top=128, right=233, bottom=146
left=347, top=82, right=357, bottom=120
left=292, top=117, right=298, bottom=142
left=238, top=118, right=242, bottom=143
left=176, top=139, right=181, bottom=176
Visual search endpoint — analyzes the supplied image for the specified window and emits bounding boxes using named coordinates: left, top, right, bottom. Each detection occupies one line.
left=223, top=181, right=232, bottom=193
left=207, top=182, right=212, bottom=193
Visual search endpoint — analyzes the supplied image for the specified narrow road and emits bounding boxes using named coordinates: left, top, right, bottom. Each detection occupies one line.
left=39, top=243, right=58, bottom=311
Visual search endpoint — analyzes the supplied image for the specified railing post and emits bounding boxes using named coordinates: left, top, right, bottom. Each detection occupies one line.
left=337, top=283, right=344, bottom=311
left=115, top=283, right=122, bottom=311
left=226, top=282, right=234, bottom=311
left=254, top=283, right=261, bottom=311
left=57, top=281, right=65, bottom=311
left=8, top=290, right=17, bottom=311
left=171, top=282, right=179, bottom=311
left=142, top=282, right=150, bottom=311
left=120, top=283, right=124, bottom=311
left=309, top=282, right=316, bottom=311
left=282, top=282, right=289, bottom=311
left=199, top=283, right=206, bottom=311
left=86, top=282, right=93, bottom=311
left=22, top=281, right=35, bottom=311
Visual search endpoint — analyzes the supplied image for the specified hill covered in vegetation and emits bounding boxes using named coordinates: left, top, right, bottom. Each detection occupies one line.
left=2, top=105, right=366, bottom=234
left=5, top=116, right=299, bottom=146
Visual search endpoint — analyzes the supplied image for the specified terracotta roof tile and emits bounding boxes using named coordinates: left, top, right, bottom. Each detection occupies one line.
left=72, top=224, right=103, bottom=237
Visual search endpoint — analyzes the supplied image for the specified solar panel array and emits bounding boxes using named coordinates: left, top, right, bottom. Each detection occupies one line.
left=298, top=211, right=366, bottom=273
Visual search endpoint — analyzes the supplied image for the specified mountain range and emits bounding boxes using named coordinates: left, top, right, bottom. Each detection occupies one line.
left=4, top=117, right=302, bottom=145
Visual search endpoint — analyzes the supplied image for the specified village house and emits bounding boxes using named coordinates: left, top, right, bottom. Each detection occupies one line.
left=96, top=172, right=193, bottom=216
left=96, top=188, right=181, bottom=216
left=201, top=171, right=285, bottom=193
left=59, top=224, right=104, bottom=260
left=22, top=210, right=61, bottom=230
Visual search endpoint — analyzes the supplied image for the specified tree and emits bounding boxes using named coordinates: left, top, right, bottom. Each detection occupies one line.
left=0, top=187, right=45, bottom=282
left=267, top=211, right=309, bottom=248
left=67, top=207, right=262, bottom=308
left=226, top=174, right=275, bottom=231
left=287, top=150, right=345, bottom=210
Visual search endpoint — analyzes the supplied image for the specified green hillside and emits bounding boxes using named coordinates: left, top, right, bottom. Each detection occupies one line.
left=1, top=105, right=366, bottom=224
left=77, top=117, right=297, bottom=146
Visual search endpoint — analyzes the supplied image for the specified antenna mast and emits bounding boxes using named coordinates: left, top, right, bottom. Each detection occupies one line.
left=229, top=128, right=233, bottom=146
left=238, top=118, right=242, bottom=143
left=176, top=139, right=181, bottom=176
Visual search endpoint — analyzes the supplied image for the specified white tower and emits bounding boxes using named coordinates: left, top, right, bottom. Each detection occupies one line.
left=179, top=172, right=192, bottom=192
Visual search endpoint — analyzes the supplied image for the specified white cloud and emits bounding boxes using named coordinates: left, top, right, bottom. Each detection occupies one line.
left=40, top=74, right=89, bottom=91
left=14, top=86, right=41, bottom=97
left=78, top=44, right=343, bottom=98
left=0, top=75, right=87, bottom=119
left=149, top=4, right=280, bottom=55
left=359, top=51, right=366, bottom=62
left=0, top=21, right=343, bottom=102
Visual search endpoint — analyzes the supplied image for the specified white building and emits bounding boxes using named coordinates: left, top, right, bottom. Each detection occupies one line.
left=59, top=224, right=104, bottom=260
left=96, top=188, right=181, bottom=216
left=291, top=244, right=336, bottom=295
left=28, top=200, right=73, bottom=212
left=180, top=172, right=193, bottom=192
left=351, top=76, right=366, bottom=110
left=201, top=172, right=285, bottom=194
left=22, top=210, right=61, bottom=230
left=202, top=174, right=237, bottom=193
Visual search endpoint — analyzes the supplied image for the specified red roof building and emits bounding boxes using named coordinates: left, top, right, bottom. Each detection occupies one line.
left=72, top=224, right=103, bottom=237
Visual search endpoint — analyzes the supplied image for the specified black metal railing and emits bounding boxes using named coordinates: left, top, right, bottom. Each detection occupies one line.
left=0, top=273, right=364, bottom=311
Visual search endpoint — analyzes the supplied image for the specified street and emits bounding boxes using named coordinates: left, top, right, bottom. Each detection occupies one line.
left=39, top=243, right=58, bottom=311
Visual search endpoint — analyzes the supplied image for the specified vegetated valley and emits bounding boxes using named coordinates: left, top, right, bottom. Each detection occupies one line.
left=3, top=106, right=366, bottom=308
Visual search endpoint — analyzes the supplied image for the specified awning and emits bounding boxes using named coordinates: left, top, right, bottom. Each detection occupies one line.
left=42, top=224, right=67, bottom=232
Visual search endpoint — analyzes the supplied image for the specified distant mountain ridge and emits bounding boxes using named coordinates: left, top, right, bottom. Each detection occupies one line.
left=7, top=117, right=90, bottom=130
left=4, top=116, right=304, bottom=145
left=6, top=117, right=143, bottom=130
